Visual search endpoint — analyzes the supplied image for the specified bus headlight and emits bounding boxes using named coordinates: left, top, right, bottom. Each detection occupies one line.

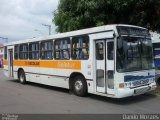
left=119, top=83, right=124, bottom=88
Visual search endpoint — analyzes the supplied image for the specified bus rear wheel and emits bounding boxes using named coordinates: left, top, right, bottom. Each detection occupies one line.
left=73, top=75, right=87, bottom=97
left=18, top=70, right=26, bottom=84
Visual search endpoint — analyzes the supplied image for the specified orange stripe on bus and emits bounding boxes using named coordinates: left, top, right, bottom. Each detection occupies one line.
left=13, top=60, right=81, bottom=70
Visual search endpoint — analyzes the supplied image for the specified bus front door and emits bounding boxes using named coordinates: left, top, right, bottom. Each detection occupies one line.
left=95, top=40, right=114, bottom=94
left=8, top=49, right=13, bottom=77
left=95, top=40, right=106, bottom=93
left=106, top=40, right=114, bottom=95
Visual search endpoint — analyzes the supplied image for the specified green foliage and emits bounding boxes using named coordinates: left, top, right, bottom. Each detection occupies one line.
left=53, top=0, right=160, bottom=32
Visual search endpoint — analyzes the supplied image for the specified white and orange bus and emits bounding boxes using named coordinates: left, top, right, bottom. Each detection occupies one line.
left=3, top=24, right=156, bottom=98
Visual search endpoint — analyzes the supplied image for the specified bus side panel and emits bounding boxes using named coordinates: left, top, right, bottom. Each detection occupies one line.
left=38, top=68, right=70, bottom=89
left=3, top=65, right=9, bottom=77
left=27, top=72, right=69, bottom=89
left=13, top=66, right=19, bottom=79
left=3, top=59, right=9, bottom=77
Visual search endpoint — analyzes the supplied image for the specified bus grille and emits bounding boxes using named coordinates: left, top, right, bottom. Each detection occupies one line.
left=132, top=79, right=149, bottom=87
left=134, top=86, right=150, bottom=95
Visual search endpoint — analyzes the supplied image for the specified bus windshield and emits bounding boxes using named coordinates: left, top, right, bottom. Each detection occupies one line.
left=116, top=36, right=154, bottom=72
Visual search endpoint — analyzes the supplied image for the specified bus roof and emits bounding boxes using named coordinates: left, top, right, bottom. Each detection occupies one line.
left=5, top=24, right=146, bottom=46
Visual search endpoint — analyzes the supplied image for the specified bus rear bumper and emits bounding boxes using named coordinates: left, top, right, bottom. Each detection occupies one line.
left=116, top=82, right=157, bottom=98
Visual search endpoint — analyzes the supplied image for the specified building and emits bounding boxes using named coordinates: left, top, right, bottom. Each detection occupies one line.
left=0, top=43, right=4, bottom=67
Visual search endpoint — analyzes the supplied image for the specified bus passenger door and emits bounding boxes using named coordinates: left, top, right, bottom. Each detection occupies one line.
left=8, top=49, right=13, bottom=77
left=95, top=40, right=115, bottom=94
left=95, top=40, right=106, bottom=93
left=106, top=40, right=114, bottom=94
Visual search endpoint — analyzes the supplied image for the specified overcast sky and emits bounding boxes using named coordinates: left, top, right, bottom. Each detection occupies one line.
left=0, top=0, right=59, bottom=43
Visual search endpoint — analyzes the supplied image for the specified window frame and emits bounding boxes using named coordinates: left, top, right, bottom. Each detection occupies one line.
left=96, top=42, right=104, bottom=60
left=29, top=42, right=40, bottom=60
left=14, top=45, right=19, bottom=60
left=40, top=40, right=54, bottom=60
left=54, top=38, right=71, bottom=60
left=71, top=35, right=89, bottom=60
left=4, top=46, right=7, bottom=60
left=19, top=43, right=28, bottom=60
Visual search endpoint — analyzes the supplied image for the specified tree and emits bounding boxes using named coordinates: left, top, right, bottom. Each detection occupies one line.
left=53, top=0, right=160, bottom=33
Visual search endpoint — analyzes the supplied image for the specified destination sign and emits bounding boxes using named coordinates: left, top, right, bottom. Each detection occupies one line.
left=117, top=26, right=150, bottom=37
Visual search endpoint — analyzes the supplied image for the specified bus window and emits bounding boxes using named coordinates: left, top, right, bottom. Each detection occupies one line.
left=14, top=45, right=19, bottom=60
left=19, top=44, right=28, bottom=59
left=40, top=40, right=53, bottom=60
left=107, top=41, right=114, bottom=60
left=96, top=42, right=104, bottom=60
left=29, top=42, right=39, bottom=60
left=71, top=36, right=89, bottom=60
left=4, top=46, right=7, bottom=60
left=54, top=38, right=70, bottom=60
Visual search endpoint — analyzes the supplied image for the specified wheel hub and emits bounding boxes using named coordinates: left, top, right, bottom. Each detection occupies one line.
left=20, top=75, right=24, bottom=82
left=75, top=80, right=83, bottom=91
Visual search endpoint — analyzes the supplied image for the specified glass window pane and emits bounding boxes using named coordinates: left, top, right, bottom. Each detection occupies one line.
left=107, top=42, right=114, bottom=60
left=72, top=36, right=89, bottom=60
left=14, top=45, right=19, bottom=60
left=4, top=47, right=7, bottom=59
left=19, top=44, right=28, bottom=59
left=96, top=42, right=104, bottom=60
left=40, top=40, right=53, bottom=60
left=54, top=38, right=70, bottom=60
left=29, top=42, right=39, bottom=60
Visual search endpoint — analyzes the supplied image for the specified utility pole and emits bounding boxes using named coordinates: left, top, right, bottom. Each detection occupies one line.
left=0, top=37, right=8, bottom=43
left=34, top=29, right=43, bottom=35
left=42, top=24, right=51, bottom=35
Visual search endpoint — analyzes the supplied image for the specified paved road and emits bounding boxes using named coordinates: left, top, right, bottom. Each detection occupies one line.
left=0, top=68, right=160, bottom=114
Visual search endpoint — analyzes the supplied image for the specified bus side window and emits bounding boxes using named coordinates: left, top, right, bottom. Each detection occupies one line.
left=54, top=38, right=70, bottom=60
left=40, top=40, right=53, bottom=60
left=61, top=39, right=70, bottom=60
left=4, top=46, right=7, bottom=60
left=19, top=44, right=28, bottom=60
left=71, top=35, right=89, bottom=60
left=14, top=45, right=19, bottom=60
left=29, top=42, right=39, bottom=60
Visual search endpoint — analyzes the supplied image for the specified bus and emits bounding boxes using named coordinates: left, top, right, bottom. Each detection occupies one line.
left=151, top=32, right=160, bottom=85
left=3, top=24, right=157, bottom=98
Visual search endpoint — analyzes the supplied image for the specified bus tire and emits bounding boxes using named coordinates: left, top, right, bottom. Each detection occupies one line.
left=73, top=75, right=87, bottom=97
left=19, top=70, right=26, bottom=84
left=157, top=78, right=160, bottom=86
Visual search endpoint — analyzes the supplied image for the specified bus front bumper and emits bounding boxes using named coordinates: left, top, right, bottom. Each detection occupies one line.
left=116, top=82, right=157, bottom=98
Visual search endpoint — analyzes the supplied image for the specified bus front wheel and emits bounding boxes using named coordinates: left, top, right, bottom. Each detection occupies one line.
left=73, top=75, right=87, bottom=97
left=19, top=70, right=26, bottom=84
left=157, top=78, right=160, bottom=86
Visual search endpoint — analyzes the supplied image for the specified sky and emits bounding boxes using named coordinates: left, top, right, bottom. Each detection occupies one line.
left=0, top=0, right=59, bottom=43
